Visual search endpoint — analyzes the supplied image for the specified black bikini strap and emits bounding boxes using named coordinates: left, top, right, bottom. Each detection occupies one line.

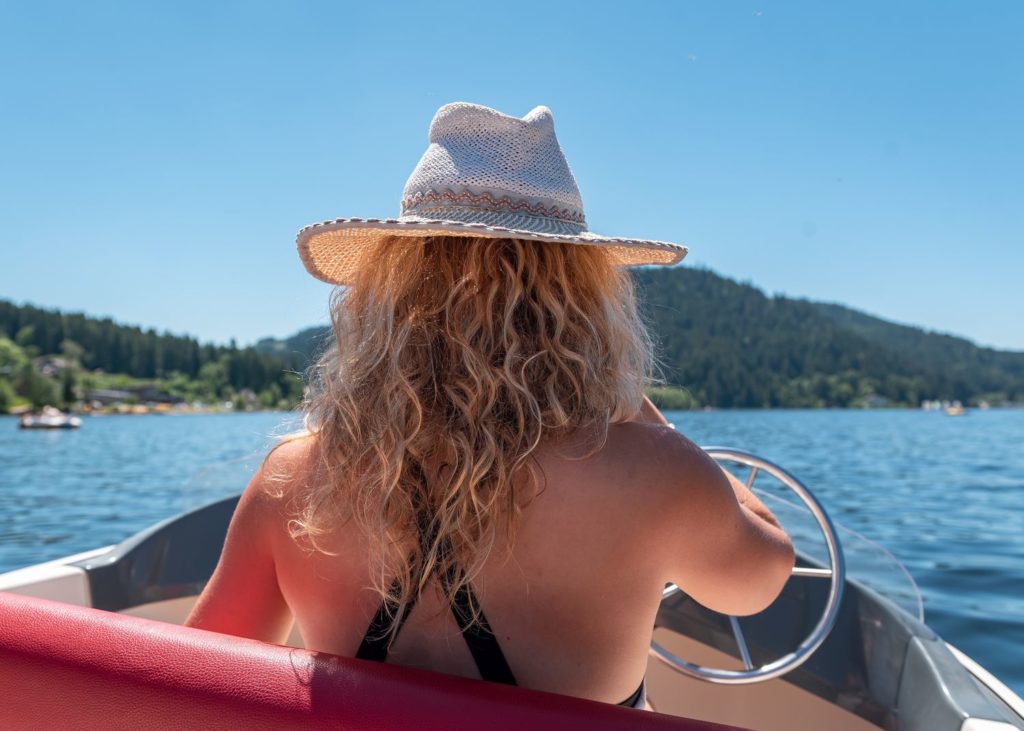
left=619, top=680, right=645, bottom=708
left=356, top=516, right=517, bottom=686
left=356, top=514, right=437, bottom=661
left=355, top=576, right=417, bottom=661
left=443, top=567, right=518, bottom=686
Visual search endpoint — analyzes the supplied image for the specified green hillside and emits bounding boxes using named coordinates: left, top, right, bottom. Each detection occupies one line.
left=253, top=268, right=1023, bottom=409
left=812, top=301, right=1024, bottom=399
left=0, top=300, right=305, bottom=413
left=254, top=327, right=332, bottom=365
left=633, top=268, right=1023, bottom=408
left=3, top=266, right=1021, bottom=413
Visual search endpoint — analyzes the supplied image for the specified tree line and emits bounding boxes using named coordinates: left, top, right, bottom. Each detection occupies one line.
left=0, top=300, right=307, bottom=412
left=633, top=267, right=1024, bottom=408
left=3, top=265, right=1022, bottom=414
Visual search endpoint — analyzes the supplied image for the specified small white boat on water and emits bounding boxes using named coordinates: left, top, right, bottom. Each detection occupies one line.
left=17, top=405, right=82, bottom=430
left=0, top=449, right=1020, bottom=729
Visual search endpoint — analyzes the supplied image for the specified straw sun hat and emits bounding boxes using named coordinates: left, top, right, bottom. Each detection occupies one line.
left=296, top=102, right=688, bottom=285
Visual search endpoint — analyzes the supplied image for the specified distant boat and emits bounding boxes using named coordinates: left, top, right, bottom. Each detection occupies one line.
left=17, top=406, right=82, bottom=430
left=944, top=405, right=968, bottom=417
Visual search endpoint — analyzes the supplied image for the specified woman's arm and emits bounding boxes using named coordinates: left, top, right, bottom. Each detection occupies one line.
left=185, top=459, right=294, bottom=644
left=634, top=394, right=782, bottom=528
left=646, top=428, right=795, bottom=616
left=635, top=395, right=795, bottom=614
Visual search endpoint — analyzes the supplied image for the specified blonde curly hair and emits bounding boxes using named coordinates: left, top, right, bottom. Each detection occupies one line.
left=277, top=235, right=653, bottom=638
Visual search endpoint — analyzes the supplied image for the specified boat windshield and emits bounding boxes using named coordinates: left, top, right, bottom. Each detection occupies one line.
left=177, top=453, right=264, bottom=508
left=753, top=486, right=925, bottom=622
left=177, top=454, right=925, bottom=623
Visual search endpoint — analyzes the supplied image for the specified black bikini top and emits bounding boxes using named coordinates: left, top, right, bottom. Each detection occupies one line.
left=354, top=521, right=645, bottom=708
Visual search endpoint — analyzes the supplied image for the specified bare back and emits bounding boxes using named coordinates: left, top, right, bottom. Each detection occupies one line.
left=258, top=420, right=792, bottom=705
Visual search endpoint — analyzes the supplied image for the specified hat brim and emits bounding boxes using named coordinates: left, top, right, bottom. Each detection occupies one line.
left=296, top=216, right=688, bottom=286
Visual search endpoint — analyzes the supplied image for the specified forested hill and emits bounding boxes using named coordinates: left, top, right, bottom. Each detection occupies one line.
left=255, top=267, right=1023, bottom=408
left=3, top=266, right=1021, bottom=411
left=0, top=300, right=307, bottom=412
left=632, top=268, right=1024, bottom=407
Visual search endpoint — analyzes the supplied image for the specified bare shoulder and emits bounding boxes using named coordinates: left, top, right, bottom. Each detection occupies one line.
left=258, top=431, right=323, bottom=498
left=601, top=421, right=748, bottom=539
left=607, top=423, right=795, bottom=615
left=603, top=421, right=723, bottom=498
left=229, top=431, right=323, bottom=538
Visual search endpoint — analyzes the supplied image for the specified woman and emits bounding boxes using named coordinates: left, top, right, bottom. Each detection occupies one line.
left=186, top=102, right=794, bottom=711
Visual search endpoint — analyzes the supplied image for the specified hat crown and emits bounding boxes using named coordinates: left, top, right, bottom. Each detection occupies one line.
left=295, top=100, right=688, bottom=287
left=401, top=102, right=586, bottom=230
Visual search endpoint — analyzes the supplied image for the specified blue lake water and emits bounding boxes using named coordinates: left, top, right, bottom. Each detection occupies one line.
left=1, top=409, right=1021, bottom=696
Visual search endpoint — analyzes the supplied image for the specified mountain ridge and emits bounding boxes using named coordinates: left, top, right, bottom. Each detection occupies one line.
left=252, top=266, right=1023, bottom=408
left=3, top=266, right=1020, bottom=410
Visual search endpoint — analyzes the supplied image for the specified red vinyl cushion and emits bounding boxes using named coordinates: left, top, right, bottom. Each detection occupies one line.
left=0, top=592, right=746, bottom=730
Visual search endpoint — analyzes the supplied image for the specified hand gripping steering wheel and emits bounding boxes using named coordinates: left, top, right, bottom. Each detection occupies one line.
left=650, top=447, right=846, bottom=684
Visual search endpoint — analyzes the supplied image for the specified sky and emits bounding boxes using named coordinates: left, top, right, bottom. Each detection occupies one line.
left=1, top=1, right=1021, bottom=350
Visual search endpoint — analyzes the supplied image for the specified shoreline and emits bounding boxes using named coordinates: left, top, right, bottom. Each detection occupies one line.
left=4, top=404, right=1022, bottom=418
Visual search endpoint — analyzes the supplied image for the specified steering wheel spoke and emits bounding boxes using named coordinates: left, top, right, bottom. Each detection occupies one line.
left=729, top=616, right=755, bottom=670
left=650, top=447, right=846, bottom=684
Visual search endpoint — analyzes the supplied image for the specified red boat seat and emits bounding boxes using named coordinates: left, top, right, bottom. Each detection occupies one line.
left=0, top=592, right=745, bottom=730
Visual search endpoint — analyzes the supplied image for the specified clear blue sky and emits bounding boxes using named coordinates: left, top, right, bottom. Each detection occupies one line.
left=2, top=2, right=1021, bottom=349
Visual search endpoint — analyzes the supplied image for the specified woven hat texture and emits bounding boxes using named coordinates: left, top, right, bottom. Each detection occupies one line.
left=297, top=102, right=688, bottom=285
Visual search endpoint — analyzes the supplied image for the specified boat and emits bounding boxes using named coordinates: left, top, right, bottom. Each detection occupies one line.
left=0, top=448, right=1020, bottom=729
left=17, top=405, right=82, bottom=429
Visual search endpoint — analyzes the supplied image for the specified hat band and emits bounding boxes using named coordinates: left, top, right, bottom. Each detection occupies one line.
left=401, top=189, right=586, bottom=226
left=399, top=206, right=588, bottom=236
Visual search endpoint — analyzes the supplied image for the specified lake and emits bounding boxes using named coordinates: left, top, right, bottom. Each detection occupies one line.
left=1, top=409, right=1021, bottom=696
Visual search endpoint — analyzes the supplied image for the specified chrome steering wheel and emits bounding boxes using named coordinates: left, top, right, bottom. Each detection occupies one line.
left=650, top=447, right=846, bottom=684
